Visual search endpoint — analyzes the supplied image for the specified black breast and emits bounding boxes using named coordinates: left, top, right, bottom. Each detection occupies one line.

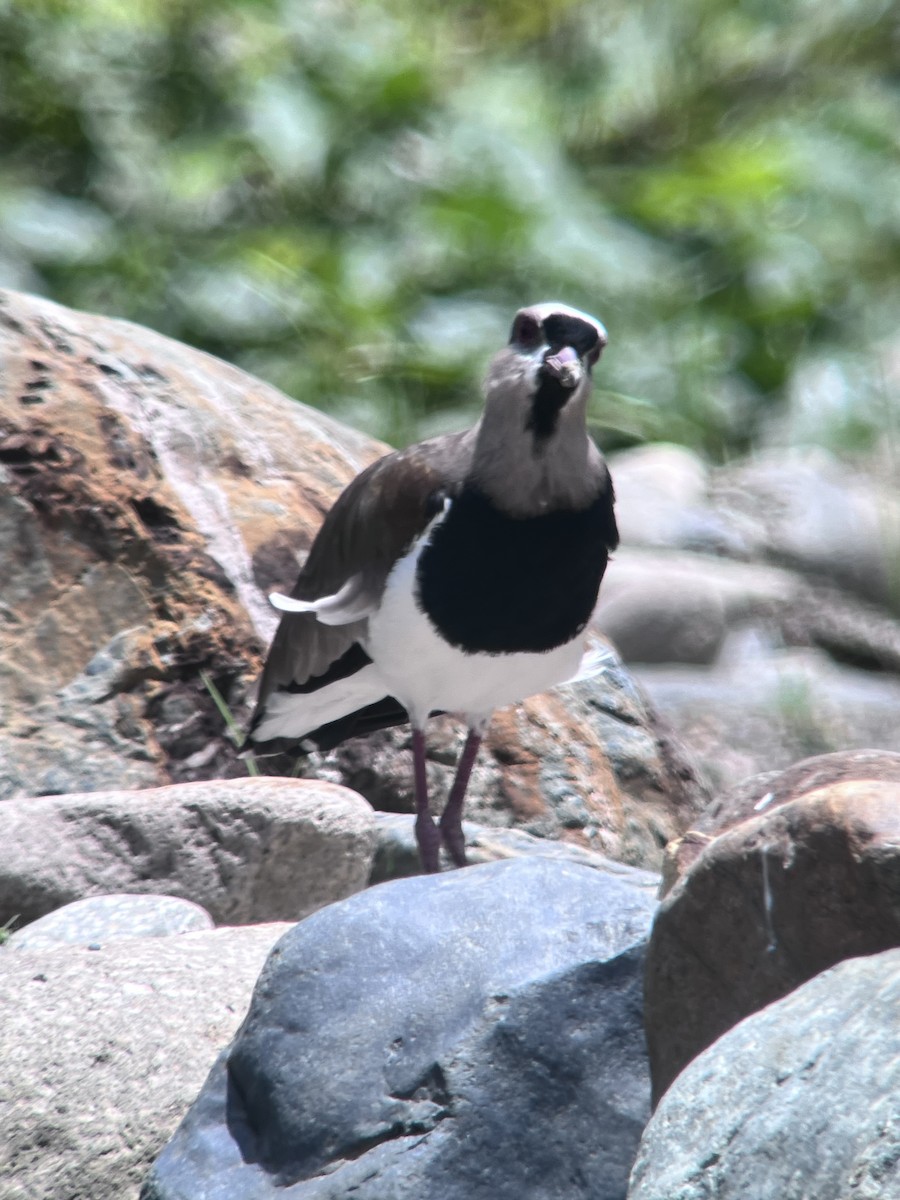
left=416, top=485, right=618, bottom=655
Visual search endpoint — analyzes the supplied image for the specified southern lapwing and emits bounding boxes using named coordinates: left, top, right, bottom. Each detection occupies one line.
left=245, top=302, right=619, bottom=873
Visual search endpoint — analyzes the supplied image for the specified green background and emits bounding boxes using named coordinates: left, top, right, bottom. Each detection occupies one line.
left=2, top=0, right=898, bottom=456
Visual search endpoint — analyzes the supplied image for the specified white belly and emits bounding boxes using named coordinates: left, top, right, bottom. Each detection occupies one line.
left=366, top=535, right=585, bottom=727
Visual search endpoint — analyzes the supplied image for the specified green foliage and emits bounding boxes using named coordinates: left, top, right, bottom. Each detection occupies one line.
left=1, top=0, right=897, bottom=455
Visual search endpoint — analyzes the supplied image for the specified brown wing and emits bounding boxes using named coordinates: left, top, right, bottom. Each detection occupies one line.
left=247, top=428, right=475, bottom=738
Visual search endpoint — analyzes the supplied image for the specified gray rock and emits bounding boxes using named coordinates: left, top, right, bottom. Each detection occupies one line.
left=637, top=630, right=900, bottom=794
left=711, top=448, right=900, bottom=606
left=6, top=893, right=213, bottom=951
left=0, top=777, right=376, bottom=927
left=629, top=949, right=900, bottom=1200
left=370, top=810, right=661, bottom=895
left=0, top=921, right=290, bottom=1200
left=609, top=443, right=900, bottom=609
left=606, top=444, right=721, bottom=552
left=144, top=857, right=656, bottom=1200
left=594, top=549, right=795, bottom=666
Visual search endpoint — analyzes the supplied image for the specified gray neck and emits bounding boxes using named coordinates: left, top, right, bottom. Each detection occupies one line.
left=468, top=351, right=605, bottom=517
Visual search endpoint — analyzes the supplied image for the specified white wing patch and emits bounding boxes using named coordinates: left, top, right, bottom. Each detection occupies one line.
left=251, top=663, right=389, bottom=742
left=269, top=574, right=374, bottom=626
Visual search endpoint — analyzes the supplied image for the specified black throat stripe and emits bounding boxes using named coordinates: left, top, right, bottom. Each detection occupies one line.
left=526, top=374, right=570, bottom=441
left=416, top=485, right=618, bottom=655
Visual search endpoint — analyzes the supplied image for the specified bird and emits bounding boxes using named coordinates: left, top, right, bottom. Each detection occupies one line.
left=245, top=302, right=619, bottom=873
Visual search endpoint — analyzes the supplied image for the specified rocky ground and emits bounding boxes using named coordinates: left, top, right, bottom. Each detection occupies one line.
left=2, top=288, right=899, bottom=1198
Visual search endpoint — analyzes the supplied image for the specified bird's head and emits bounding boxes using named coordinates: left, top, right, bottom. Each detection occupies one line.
left=473, top=302, right=609, bottom=514
left=483, top=302, right=607, bottom=442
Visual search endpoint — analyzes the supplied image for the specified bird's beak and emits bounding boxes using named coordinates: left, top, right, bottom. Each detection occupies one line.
left=542, top=344, right=585, bottom=391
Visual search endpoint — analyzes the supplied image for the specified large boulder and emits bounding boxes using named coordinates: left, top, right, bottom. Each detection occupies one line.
left=0, top=288, right=382, bottom=792
left=144, top=857, right=656, bottom=1200
left=0, top=777, right=377, bottom=927
left=0, top=921, right=290, bottom=1200
left=644, top=768, right=900, bottom=1102
left=629, top=950, right=900, bottom=1200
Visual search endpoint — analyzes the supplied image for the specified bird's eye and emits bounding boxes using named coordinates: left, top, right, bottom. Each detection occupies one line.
left=510, top=313, right=542, bottom=348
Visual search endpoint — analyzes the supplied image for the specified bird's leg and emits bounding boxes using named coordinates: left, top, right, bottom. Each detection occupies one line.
left=412, top=727, right=441, bottom=874
left=439, top=724, right=484, bottom=868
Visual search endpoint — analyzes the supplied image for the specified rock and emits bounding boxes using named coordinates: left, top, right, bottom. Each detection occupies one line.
left=594, top=549, right=796, bottom=666
left=598, top=445, right=900, bottom=789
left=609, top=442, right=900, bottom=609
left=629, top=950, right=900, bottom=1200
left=635, top=625, right=900, bottom=795
left=0, top=922, right=289, bottom=1200
left=0, top=290, right=703, bottom=866
left=369, top=811, right=661, bottom=893
left=144, top=858, right=656, bottom=1200
left=6, top=893, right=213, bottom=951
left=0, top=777, right=376, bottom=928
left=606, top=444, right=720, bottom=552
left=0, top=286, right=384, bottom=793
left=662, top=748, right=900, bottom=889
left=711, top=447, right=900, bottom=607
left=643, top=777, right=900, bottom=1103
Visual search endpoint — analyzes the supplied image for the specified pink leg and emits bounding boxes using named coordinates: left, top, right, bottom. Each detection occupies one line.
left=412, top=728, right=441, bottom=874
left=439, top=727, right=483, bottom=868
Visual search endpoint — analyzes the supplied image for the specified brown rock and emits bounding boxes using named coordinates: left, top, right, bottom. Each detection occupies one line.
left=645, top=775, right=900, bottom=1104
left=662, top=748, right=900, bottom=891
left=0, top=287, right=383, bottom=792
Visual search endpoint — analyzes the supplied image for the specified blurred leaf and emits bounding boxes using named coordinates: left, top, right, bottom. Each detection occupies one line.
left=0, top=0, right=897, bottom=461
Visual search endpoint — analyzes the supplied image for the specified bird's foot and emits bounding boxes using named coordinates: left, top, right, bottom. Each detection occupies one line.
left=439, top=812, right=468, bottom=869
left=415, top=811, right=443, bottom=874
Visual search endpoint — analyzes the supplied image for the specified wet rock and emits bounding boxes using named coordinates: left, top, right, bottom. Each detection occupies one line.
left=0, top=922, right=289, bottom=1200
left=644, top=776, right=900, bottom=1103
left=6, top=893, right=213, bottom=951
left=0, top=777, right=376, bottom=928
left=144, top=858, right=655, bottom=1200
left=630, top=950, right=900, bottom=1200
